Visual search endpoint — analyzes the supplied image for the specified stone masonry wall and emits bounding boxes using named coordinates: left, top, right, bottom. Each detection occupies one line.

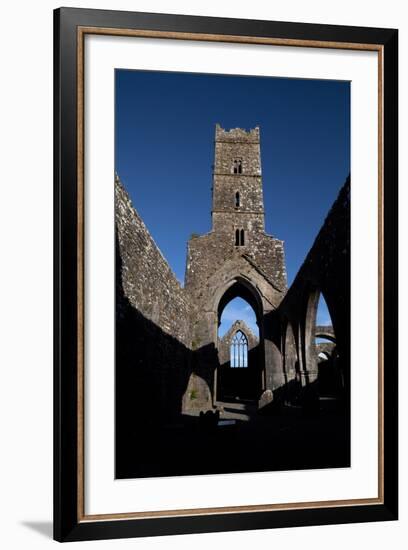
left=115, top=176, right=194, bottom=452
left=115, top=176, right=191, bottom=347
left=185, top=230, right=286, bottom=298
left=277, top=176, right=350, bottom=393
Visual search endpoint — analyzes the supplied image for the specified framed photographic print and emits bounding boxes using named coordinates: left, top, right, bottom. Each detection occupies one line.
left=54, top=7, right=398, bottom=542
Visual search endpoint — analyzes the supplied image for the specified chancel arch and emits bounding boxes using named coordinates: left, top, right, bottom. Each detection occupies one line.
left=217, top=308, right=260, bottom=401
left=216, top=277, right=263, bottom=330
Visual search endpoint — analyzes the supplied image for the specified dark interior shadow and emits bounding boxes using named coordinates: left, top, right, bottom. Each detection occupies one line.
left=20, top=521, right=53, bottom=539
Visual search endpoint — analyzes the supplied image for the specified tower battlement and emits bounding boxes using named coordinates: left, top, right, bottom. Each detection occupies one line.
left=215, top=124, right=260, bottom=143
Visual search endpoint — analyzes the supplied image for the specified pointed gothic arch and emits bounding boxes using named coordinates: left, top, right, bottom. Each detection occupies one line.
left=303, top=286, right=337, bottom=382
left=216, top=276, right=263, bottom=329
left=213, top=276, right=267, bottom=401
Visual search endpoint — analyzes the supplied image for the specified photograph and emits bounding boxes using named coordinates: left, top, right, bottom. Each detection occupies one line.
left=114, top=69, right=351, bottom=479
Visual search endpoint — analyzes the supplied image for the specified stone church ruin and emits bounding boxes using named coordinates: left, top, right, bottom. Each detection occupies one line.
left=115, top=124, right=349, bottom=477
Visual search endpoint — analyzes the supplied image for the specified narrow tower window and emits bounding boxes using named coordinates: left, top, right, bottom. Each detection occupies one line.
left=235, top=191, right=240, bottom=208
left=235, top=229, right=245, bottom=246
left=233, top=159, right=243, bottom=174
left=235, top=229, right=240, bottom=246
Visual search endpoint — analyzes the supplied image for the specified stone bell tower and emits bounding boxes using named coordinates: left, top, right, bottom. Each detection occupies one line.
left=183, top=124, right=288, bottom=411
left=185, top=124, right=286, bottom=294
left=211, top=124, right=265, bottom=239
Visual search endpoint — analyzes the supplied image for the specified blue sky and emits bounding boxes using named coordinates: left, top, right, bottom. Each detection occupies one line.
left=219, top=298, right=259, bottom=338
left=115, top=69, right=349, bottom=336
left=219, top=294, right=331, bottom=338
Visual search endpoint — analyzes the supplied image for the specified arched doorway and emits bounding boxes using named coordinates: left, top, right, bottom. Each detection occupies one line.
left=216, top=279, right=263, bottom=402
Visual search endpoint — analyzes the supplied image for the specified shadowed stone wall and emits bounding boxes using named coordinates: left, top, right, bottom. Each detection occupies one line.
left=115, top=177, right=194, bottom=438
left=115, top=176, right=191, bottom=346
left=277, top=177, right=350, bottom=399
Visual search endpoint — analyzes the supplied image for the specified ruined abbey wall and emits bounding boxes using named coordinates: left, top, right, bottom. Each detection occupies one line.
left=277, top=177, right=350, bottom=397
left=115, top=176, right=191, bottom=347
left=185, top=231, right=286, bottom=299
left=115, top=177, right=194, bottom=455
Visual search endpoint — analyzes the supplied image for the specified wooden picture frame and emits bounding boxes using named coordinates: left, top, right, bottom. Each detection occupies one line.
left=54, top=7, right=398, bottom=542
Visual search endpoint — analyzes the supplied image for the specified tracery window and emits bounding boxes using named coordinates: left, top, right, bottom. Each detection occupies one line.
left=230, top=330, right=248, bottom=368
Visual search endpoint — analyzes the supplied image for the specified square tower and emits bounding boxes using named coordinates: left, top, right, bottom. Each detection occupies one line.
left=185, top=124, right=287, bottom=297
left=212, top=124, right=265, bottom=242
